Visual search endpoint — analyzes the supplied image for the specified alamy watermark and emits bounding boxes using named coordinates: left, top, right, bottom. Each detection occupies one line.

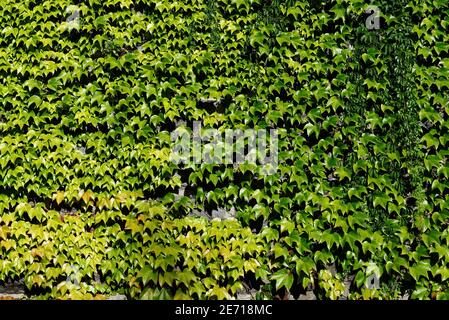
left=170, top=121, right=278, bottom=175
left=63, top=5, right=81, bottom=31
left=365, top=6, right=381, bottom=30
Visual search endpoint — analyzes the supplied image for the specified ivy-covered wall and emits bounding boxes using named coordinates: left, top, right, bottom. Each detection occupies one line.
left=0, top=0, right=449, bottom=299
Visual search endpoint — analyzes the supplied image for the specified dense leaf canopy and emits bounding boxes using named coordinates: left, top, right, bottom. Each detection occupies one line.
left=0, top=0, right=449, bottom=299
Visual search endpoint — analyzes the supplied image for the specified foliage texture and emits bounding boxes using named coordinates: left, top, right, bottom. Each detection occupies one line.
left=0, top=0, right=449, bottom=299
